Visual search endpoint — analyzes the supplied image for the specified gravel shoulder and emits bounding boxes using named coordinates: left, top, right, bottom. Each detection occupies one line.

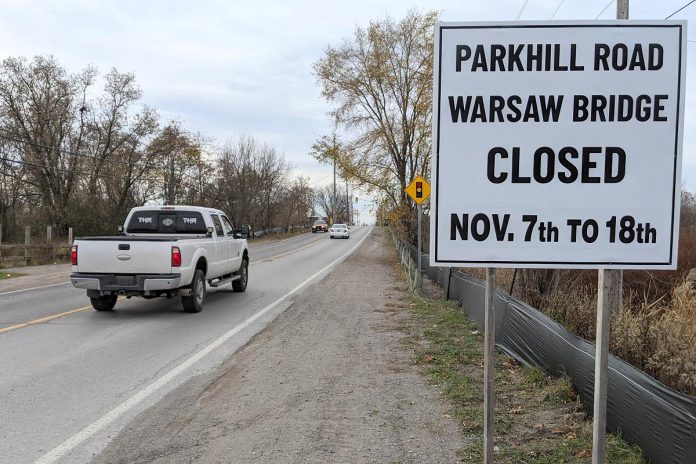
left=94, top=228, right=465, bottom=464
left=0, top=263, right=71, bottom=293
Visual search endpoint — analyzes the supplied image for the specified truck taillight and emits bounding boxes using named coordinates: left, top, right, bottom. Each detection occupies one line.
left=71, top=246, right=78, bottom=265
left=171, top=246, right=182, bottom=267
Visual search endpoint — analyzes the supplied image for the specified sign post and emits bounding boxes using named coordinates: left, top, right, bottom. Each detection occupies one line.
left=431, top=20, right=686, bottom=463
left=590, top=4, right=630, bottom=463
left=405, top=175, right=431, bottom=288
left=418, top=203, right=422, bottom=273
left=593, top=269, right=620, bottom=463
left=484, top=267, right=496, bottom=463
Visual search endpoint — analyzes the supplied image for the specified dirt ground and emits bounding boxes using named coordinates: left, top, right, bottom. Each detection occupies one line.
left=94, top=228, right=465, bottom=464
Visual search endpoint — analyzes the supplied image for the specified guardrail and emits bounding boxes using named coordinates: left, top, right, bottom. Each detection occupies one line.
left=390, top=231, right=696, bottom=464
left=393, top=235, right=422, bottom=291
left=250, top=224, right=310, bottom=239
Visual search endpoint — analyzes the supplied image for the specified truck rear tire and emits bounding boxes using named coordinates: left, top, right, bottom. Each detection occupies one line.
left=182, top=269, right=205, bottom=313
left=232, top=258, right=248, bottom=292
left=90, top=295, right=117, bottom=311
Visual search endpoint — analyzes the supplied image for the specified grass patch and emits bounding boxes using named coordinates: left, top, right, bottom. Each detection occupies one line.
left=0, top=272, right=24, bottom=280
left=400, top=293, right=646, bottom=463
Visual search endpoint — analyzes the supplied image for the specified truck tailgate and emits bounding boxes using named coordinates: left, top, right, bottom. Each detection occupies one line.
left=76, top=239, right=173, bottom=274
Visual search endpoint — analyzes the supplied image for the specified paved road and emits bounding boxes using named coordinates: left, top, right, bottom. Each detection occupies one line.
left=0, top=228, right=371, bottom=464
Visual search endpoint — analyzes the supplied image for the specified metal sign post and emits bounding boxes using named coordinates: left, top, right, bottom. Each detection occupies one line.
left=593, top=269, right=620, bottom=463
left=417, top=203, right=422, bottom=275
left=484, top=268, right=496, bottom=463
left=405, top=175, right=431, bottom=289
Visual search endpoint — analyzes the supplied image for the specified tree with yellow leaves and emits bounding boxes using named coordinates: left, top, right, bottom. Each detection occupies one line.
left=313, top=10, right=437, bottom=236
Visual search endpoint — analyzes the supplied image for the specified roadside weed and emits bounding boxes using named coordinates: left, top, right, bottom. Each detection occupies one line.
left=399, top=293, right=646, bottom=463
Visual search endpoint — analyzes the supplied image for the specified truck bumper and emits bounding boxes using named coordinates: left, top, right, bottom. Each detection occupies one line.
left=70, top=273, right=182, bottom=295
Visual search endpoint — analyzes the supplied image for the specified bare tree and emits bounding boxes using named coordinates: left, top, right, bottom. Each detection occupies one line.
left=681, top=190, right=696, bottom=231
left=279, top=177, right=315, bottom=228
left=0, top=56, right=95, bottom=231
left=316, top=183, right=349, bottom=223
left=216, top=135, right=296, bottom=231
left=0, top=56, right=163, bottom=236
left=0, top=55, right=315, bottom=241
left=146, top=121, right=209, bottom=205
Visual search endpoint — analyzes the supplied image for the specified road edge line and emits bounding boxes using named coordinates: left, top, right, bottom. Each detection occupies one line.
left=0, top=281, right=70, bottom=297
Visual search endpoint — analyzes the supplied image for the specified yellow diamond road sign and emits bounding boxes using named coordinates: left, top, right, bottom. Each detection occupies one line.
left=405, top=175, right=430, bottom=204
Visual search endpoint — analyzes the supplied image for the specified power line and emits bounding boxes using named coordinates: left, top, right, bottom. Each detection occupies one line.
left=665, top=0, right=696, bottom=19
left=0, top=156, right=163, bottom=183
left=0, top=131, right=200, bottom=184
left=551, top=0, right=566, bottom=19
left=0, top=156, right=118, bottom=180
left=595, top=0, right=615, bottom=19
left=0, top=132, right=329, bottom=192
left=515, top=0, right=531, bottom=20
left=0, top=131, right=142, bottom=166
left=308, top=173, right=332, bottom=186
left=0, top=131, right=334, bottom=194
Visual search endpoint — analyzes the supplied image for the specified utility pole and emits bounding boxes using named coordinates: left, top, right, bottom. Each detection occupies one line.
left=332, top=134, right=337, bottom=224
left=345, top=179, right=349, bottom=224
left=168, top=153, right=176, bottom=205
left=592, top=6, right=626, bottom=464
left=617, top=0, right=628, bottom=19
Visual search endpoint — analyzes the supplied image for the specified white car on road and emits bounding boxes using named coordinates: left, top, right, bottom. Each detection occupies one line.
left=70, top=206, right=249, bottom=313
left=329, top=223, right=350, bottom=239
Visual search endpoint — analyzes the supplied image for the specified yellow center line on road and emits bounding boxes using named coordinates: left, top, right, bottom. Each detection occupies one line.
left=0, top=297, right=127, bottom=335
left=1, top=304, right=92, bottom=335
left=0, top=232, right=336, bottom=335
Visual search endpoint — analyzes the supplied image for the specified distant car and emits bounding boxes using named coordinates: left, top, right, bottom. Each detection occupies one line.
left=312, top=220, right=328, bottom=233
left=329, top=223, right=350, bottom=239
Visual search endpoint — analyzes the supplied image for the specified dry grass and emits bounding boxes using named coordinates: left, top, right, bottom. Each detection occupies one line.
left=472, top=266, right=696, bottom=396
left=613, top=283, right=696, bottom=394
left=393, top=223, right=696, bottom=396
left=0, top=271, right=24, bottom=280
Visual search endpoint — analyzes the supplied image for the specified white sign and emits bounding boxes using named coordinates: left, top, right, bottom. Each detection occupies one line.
left=431, top=21, right=687, bottom=269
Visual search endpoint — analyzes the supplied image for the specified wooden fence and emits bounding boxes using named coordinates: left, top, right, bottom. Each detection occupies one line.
left=0, top=225, right=72, bottom=267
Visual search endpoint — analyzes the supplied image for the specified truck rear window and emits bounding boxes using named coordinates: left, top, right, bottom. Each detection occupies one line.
left=127, top=211, right=207, bottom=234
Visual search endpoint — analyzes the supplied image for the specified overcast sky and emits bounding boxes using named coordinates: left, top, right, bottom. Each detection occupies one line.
left=0, top=0, right=694, bottom=219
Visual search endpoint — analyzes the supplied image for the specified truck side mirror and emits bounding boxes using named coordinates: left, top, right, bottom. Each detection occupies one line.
left=241, top=224, right=249, bottom=239
left=206, top=227, right=214, bottom=237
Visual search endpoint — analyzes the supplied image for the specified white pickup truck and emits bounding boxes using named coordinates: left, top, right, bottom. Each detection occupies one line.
left=70, top=206, right=249, bottom=313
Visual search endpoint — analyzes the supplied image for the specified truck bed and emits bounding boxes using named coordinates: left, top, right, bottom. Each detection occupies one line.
left=75, top=236, right=204, bottom=241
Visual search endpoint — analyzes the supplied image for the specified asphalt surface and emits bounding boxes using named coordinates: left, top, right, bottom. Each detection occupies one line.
left=0, top=228, right=371, bottom=464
